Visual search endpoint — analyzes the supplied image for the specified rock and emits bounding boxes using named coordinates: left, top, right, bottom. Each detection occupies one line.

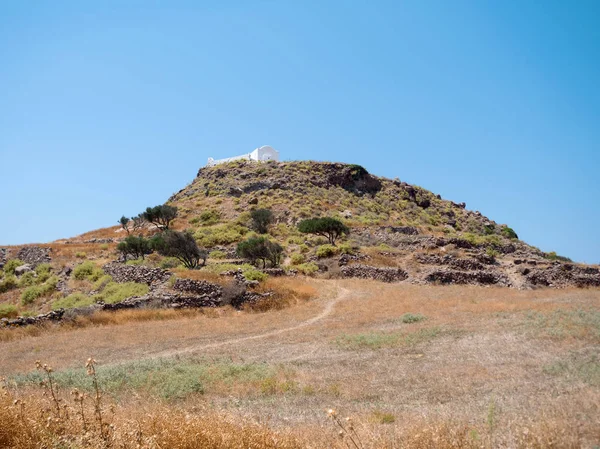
left=341, top=209, right=353, bottom=218
left=173, top=278, right=222, bottom=297
left=248, top=197, right=259, bottom=205
left=14, top=264, right=33, bottom=276
left=425, top=269, right=510, bottom=286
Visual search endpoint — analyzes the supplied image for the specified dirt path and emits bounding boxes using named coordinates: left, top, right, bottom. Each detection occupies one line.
left=143, top=285, right=351, bottom=361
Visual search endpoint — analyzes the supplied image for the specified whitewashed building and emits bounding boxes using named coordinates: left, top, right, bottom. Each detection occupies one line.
left=207, top=145, right=280, bottom=167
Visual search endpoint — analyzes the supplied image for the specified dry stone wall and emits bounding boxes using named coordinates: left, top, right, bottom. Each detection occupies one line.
left=425, top=269, right=511, bottom=286
left=16, top=246, right=51, bottom=267
left=341, top=265, right=408, bottom=283
left=102, top=263, right=172, bottom=286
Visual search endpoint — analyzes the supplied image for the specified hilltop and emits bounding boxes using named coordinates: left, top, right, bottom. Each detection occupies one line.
left=2, top=160, right=599, bottom=323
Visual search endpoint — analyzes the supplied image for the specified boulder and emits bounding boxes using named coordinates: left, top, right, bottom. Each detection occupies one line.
left=14, top=264, right=33, bottom=276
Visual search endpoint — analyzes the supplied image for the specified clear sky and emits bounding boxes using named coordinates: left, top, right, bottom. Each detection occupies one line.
left=1, top=1, right=598, bottom=263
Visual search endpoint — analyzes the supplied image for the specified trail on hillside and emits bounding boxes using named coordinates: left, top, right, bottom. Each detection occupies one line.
left=138, top=284, right=351, bottom=361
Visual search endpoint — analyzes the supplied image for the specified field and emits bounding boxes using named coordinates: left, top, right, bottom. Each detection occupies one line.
left=1, top=280, right=599, bottom=448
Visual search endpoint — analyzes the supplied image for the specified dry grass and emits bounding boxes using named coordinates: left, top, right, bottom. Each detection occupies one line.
left=1, top=281, right=599, bottom=448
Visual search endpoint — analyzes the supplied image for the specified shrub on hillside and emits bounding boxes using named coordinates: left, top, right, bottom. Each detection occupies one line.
left=208, top=250, right=227, bottom=260
left=73, top=262, right=104, bottom=282
left=290, top=253, right=306, bottom=265
left=501, top=226, right=519, bottom=240
left=194, top=224, right=248, bottom=247
left=3, top=259, right=24, bottom=276
left=117, top=235, right=153, bottom=260
left=236, top=236, right=283, bottom=268
left=93, top=281, right=149, bottom=304
left=0, top=275, right=18, bottom=293
left=20, top=276, right=58, bottom=305
left=295, top=262, right=319, bottom=275
left=151, top=230, right=207, bottom=269
left=0, top=304, right=18, bottom=319
left=142, top=205, right=178, bottom=230
left=199, top=209, right=221, bottom=225
left=316, top=244, right=338, bottom=259
left=52, top=292, right=95, bottom=310
left=250, top=209, right=273, bottom=234
left=159, top=257, right=181, bottom=269
left=35, top=263, right=52, bottom=282
left=298, top=217, right=349, bottom=246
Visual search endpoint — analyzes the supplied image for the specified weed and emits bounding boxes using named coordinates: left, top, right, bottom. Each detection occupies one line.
left=401, top=313, right=426, bottom=324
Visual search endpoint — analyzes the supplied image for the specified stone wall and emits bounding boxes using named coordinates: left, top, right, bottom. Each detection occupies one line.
left=526, top=264, right=600, bottom=288
left=102, top=263, right=172, bottom=286
left=425, top=269, right=510, bottom=286
left=341, top=265, right=408, bottom=283
left=414, top=253, right=485, bottom=271
left=16, top=246, right=51, bottom=267
left=1, top=309, right=65, bottom=328
left=173, top=278, right=222, bottom=298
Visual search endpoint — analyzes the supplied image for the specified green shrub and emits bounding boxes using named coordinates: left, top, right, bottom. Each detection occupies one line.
left=35, top=263, right=52, bottom=282
left=501, top=226, right=519, bottom=240
left=299, top=244, right=309, bottom=254
left=93, top=282, right=149, bottom=304
left=338, top=243, right=355, bottom=255
left=73, top=262, right=104, bottom=281
left=52, top=293, right=94, bottom=310
left=208, top=250, right=227, bottom=260
left=199, top=209, right=220, bottom=225
left=296, top=262, right=319, bottom=275
left=92, top=275, right=113, bottom=291
left=4, top=259, right=24, bottom=276
left=75, top=252, right=87, bottom=259
left=486, top=247, right=499, bottom=258
left=242, top=268, right=268, bottom=282
left=290, top=253, right=305, bottom=265
left=100, top=243, right=109, bottom=250
left=18, top=271, right=38, bottom=287
left=401, top=313, right=427, bottom=324
left=0, top=275, right=18, bottom=293
left=194, top=224, right=248, bottom=247
left=21, top=286, right=42, bottom=305
left=0, top=303, right=18, bottom=319
left=21, top=276, right=58, bottom=305
left=188, top=217, right=201, bottom=225
left=159, top=257, right=181, bottom=269
left=315, top=244, right=338, bottom=258
left=545, top=252, right=572, bottom=262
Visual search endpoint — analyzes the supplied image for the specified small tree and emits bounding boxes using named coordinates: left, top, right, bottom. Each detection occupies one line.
left=236, top=236, right=283, bottom=268
left=131, top=214, right=146, bottom=233
left=151, top=230, right=207, bottom=269
left=250, top=209, right=273, bottom=234
left=118, top=216, right=130, bottom=235
left=142, top=205, right=178, bottom=230
left=297, top=217, right=349, bottom=246
left=117, top=235, right=152, bottom=260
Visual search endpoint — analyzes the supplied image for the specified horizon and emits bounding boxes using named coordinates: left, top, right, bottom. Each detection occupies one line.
left=1, top=1, right=599, bottom=263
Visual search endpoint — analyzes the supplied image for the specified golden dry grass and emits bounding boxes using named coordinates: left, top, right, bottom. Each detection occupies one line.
left=1, top=281, right=599, bottom=448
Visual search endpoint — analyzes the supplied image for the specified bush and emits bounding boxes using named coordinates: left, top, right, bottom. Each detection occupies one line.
left=545, top=251, right=572, bottom=262
left=208, top=250, right=227, bottom=260
left=242, top=268, right=268, bottom=282
left=151, top=230, right=207, bottom=269
left=194, top=224, right=248, bottom=247
left=501, top=226, right=519, bottom=240
left=0, top=275, right=18, bottom=293
left=18, top=271, right=38, bottom=287
left=0, top=304, right=18, bottom=319
left=73, top=262, right=104, bottom=281
left=100, top=243, right=109, bottom=251
left=401, top=313, right=426, bottom=324
left=338, top=243, right=355, bottom=255
left=199, top=210, right=220, bottom=225
left=250, top=209, right=273, bottom=234
left=117, top=235, right=153, bottom=260
left=315, top=244, right=338, bottom=259
left=52, top=293, right=94, bottom=310
left=290, top=253, right=305, bottom=265
left=35, top=263, right=52, bottom=282
left=159, top=257, right=181, bottom=269
left=21, top=286, right=41, bottom=305
left=142, top=204, right=178, bottom=230
left=236, top=236, right=283, bottom=268
left=75, top=252, right=87, bottom=259
left=93, top=281, right=149, bottom=304
left=298, top=217, right=349, bottom=245
left=4, top=259, right=24, bottom=276
left=21, top=276, right=58, bottom=305
left=296, top=262, right=319, bottom=275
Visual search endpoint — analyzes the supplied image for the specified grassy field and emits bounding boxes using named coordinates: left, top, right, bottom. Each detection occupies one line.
left=1, top=280, right=599, bottom=448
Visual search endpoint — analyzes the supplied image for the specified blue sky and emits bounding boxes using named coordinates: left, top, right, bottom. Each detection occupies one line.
left=1, top=1, right=598, bottom=263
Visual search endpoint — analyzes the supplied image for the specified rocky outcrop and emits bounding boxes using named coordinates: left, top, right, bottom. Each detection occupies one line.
left=0, top=248, right=6, bottom=269
left=338, top=253, right=371, bottom=266
left=102, top=263, right=172, bottom=286
left=16, top=246, right=51, bottom=267
left=341, top=265, right=408, bottom=283
left=424, top=269, right=511, bottom=286
left=525, top=264, right=600, bottom=288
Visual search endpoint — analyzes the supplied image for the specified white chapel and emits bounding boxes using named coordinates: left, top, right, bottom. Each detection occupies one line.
left=207, top=145, right=280, bottom=167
